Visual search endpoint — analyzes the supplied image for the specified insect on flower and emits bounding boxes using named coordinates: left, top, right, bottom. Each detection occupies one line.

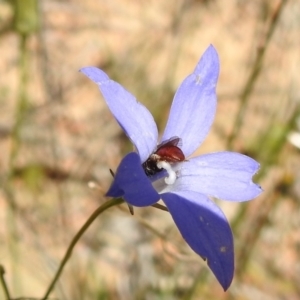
left=142, top=136, right=185, bottom=176
left=80, top=45, right=262, bottom=291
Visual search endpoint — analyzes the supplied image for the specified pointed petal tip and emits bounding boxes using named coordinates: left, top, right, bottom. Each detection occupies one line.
left=162, top=45, right=219, bottom=157
left=161, top=191, right=234, bottom=291
left=80, top=68, right=158, bottom=161
left=193, top=44, right=220, bottom=77
left=79, top=66, right=109, bottom=83
left=222, top=281, right=232, bottom=292
left=252, top=183, right=263, bottom=198
left=242, top=156, right=262, bottom=198
left=202, top=255, right=233, bottom=291
left=206, top=44, right=218, bottom=57
left=207, top=256, right=234, bottom=291
left=198, top=44, right=220, bottom=71
left=254, top=161, right=261, bottom=174
left=252, top=162, right=263, bottom=197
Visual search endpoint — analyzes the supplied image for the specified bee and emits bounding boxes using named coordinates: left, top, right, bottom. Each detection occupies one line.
left=142, top=136, right=185, bottom=176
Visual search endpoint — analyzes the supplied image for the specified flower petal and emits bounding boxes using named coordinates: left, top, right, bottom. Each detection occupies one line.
left=80, top=67, right=158, bottom=162
left=161, top=45, right=219, bottom=157
left=106, top=152, right=160, bottom=207
left=161, top=191, right=234, bottom=291
left=175, top=152, right=262, bottom=201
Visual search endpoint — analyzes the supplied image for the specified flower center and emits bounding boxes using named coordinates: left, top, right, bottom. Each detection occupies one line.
left=157, top=161, right=177, bottom=185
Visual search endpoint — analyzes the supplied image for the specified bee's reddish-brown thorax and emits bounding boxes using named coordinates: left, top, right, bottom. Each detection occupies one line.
left=155, top=145, right=185, bottom=162
left=142, top=137, right=185, bottom=176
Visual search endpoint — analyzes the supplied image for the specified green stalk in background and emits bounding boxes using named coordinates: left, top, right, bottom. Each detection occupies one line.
left=2, top=0, right=38, bottom=295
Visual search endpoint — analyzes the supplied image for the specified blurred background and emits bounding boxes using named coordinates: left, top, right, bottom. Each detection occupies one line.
left=0, top=0, right=299, bottom=299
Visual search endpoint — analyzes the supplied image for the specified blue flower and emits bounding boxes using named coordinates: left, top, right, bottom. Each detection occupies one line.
left=80, top=45, right=262, bottom=291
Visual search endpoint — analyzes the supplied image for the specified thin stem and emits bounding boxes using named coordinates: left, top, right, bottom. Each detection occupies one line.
left=152, top=203, right=169, bottom=212
left=5, top=32, right=30, bottom=294
left=0, top=265, right=11, bottom=300
left=42, top=198, right=124, bottom=300
left=235, top=187, right=281, bottom=278
left=227, top=0, right=288, bottom=149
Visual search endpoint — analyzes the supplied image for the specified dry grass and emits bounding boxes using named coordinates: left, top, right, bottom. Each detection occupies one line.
left=0, top=0, right=300, bottom=299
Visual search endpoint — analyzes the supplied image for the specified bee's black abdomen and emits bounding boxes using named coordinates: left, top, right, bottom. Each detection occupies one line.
left=142, top=158, right=163, bottom=176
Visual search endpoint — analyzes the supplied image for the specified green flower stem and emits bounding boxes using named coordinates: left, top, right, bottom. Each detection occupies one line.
left=0, top=265, right=11, bottom=300
left=226, top=0, right=288, bottom=149
left=42, top=198, right=124, bottom=300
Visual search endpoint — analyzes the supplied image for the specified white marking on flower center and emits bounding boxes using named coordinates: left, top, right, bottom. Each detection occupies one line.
left=157, top=161, right=176, bottom=185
